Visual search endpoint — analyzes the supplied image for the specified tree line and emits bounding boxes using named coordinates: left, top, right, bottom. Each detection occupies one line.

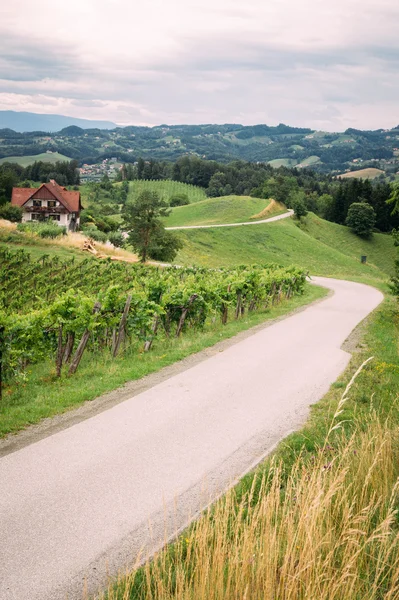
left=118, top=157, right=398, bottom=233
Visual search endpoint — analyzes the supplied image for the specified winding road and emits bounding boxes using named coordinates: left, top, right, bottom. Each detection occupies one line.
left=0, top=277, right=383, bottom=600
left=165, top=209, right=294, bottom=230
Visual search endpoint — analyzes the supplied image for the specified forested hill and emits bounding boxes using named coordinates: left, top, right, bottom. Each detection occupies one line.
left=0, top=122, right=399, bottom=176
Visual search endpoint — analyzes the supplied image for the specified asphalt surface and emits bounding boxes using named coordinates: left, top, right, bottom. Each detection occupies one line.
left=165, top=209, right=294, bottom=229
left=0, top=277, right=383, bottom=600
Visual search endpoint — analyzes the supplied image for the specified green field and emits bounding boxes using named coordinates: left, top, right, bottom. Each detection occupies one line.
left=163, top=196, right=284, bottom=227
left=297, top=155, right=321, bottom=167
left=268, top=158, right=298, bottom=168
left=339, top=168, right=385, bottom=180
left=174, top=213, right=395, bottom=282
left=127, top=179, right=207, bottom=204
left=0, top=152, right=72, bottom=166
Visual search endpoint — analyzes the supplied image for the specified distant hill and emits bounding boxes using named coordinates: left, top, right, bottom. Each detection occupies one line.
left=0, top=111, right=117, bottom=133
left=0, top=119, right=398, bottom=176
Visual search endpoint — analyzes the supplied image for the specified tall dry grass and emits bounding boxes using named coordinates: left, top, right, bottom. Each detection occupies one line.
left=101, top=365, right=399, bottom=600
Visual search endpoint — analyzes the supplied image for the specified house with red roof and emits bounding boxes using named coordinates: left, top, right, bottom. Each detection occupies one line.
left=11, top=180, right=82, bottom=231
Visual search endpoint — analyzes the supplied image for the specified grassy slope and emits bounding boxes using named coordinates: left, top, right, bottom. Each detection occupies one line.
left=175, top=213, right=395, bottom=282
left=339, top=168, right=385, bottom=180
left=0, top=152, right=71, bottom=166
left=164, top=196, right=284, bottom=227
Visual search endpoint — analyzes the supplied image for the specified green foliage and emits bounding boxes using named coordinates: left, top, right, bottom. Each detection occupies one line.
left=169, top=193, right=189, bottom=207
left=81, top=226, right=108, bottom=243
left=0, top=249, right=307, bottom=395
left=291, top=191, right=308, bottom=219
left=108, top=231, right=125, bottom=248
left=147, top=228, right=183, bottom=262
left=0, top=203, right=22, bottom=222
left=17, top=222, right=66, bottom=238
left=123, top=190, right=171, bottom=262
left=345, top=202, right=376, bottom=238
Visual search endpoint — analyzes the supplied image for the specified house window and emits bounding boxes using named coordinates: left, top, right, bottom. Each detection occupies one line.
left=48, top=214, right=61, bottom=221
left=47, top=200, right=56, bottom=208
left=33, top=200, right=42, bottom=207
left=31, top=213, right=40, bottom=221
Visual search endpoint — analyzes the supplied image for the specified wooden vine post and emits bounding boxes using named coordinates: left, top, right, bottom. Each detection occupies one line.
left=55, top=324, right=63, bottom=378
left=144, top=315, right=159, bottom=352
left=68, top=302, right=101, bottom=375
left=176, top=294, right=198, bottom=337
left=0, top=325, right=4, bottom=401
left=112, top=295, right=132, bottom=358
left=63, top=332, right=75, bottom=364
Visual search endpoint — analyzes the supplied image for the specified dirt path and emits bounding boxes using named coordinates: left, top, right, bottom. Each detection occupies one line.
left=0, top=277, right=383, bottom=600
left=165, top=209, right=294, bottom=230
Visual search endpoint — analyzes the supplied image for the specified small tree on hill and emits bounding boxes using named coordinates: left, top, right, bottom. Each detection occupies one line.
left=291, top=192, right=308, bottom=219
left=346, top=202, right=376, bottom=238
left=123, top=190, right=182, bottom=262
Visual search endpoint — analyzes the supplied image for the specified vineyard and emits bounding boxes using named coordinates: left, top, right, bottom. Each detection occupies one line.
left=127, top=179, right=207, bottom=204
left=0, top=249, right=307, bottom=397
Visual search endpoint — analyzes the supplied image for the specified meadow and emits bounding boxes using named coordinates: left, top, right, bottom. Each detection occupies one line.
left=339, top=167, right=385, bottom=180
left=174, top=212, right=396, bottom=283
left=0, top=152, right=71, bottom=166
left=163, top=196, right=285, bottom=227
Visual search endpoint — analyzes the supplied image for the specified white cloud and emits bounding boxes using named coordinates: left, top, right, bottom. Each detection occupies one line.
left=1, top=0, right=399, bottom=129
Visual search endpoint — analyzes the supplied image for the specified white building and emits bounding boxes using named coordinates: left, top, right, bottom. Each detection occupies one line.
left=11, top=180, right=82, bottom=231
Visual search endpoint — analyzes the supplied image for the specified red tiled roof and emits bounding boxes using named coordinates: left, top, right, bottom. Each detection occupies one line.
left=11, top=188, right=33, bottom=207
left=11, top=180, right=81, bottom=213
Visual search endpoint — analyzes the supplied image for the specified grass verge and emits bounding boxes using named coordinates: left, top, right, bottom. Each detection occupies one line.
left=96, top=294, right=399, bottom=600
left=0, top=283, right=326, bottom=437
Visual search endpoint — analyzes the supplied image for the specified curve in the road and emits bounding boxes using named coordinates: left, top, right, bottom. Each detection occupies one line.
left=0, top=277, right=383, bottom=600
left=165, top=209, right=294, bottom=230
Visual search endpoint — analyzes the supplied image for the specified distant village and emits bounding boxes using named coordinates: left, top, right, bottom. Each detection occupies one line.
left=79, top=157, right=122, bottom=182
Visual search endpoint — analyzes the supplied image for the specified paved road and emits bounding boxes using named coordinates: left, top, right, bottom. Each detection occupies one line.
left=0, top=278, right=383, bottom=600
left=165, top=209, right=293, bottom=230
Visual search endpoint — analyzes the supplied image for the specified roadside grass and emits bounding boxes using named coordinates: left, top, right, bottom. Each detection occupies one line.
left=127, top=180, right=207, bottom=204
left=97, top=294, right=399, bottom=600
left=0, top=284, right=326, bottom=437
left=174, top=213, right=395, bottom=283
left=163, top=196, right=285, bottom=228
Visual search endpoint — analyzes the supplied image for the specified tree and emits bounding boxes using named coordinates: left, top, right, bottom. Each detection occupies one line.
left=147, top=228, right=183, bottom=262
left=292, top=194, right=308, bottom=219
left=345, top=202, right=376, bottom=238
left=123, top=190, right=173, bottom=262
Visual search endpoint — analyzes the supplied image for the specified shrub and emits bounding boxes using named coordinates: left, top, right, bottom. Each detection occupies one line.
left=16, top=222, right=66, bottom=238
left=37, top=224, right=67, bottom=238
left=346, top=202, right=376, bottom=238
left=82, top=226, right=108, bottom=243
left=108, top=231, right=125, bottom=248
left=147, top=228, right=184, bottom=262
left=169, top=194, right=189, bottom=207
left=0, top=203, right=23, bottom=222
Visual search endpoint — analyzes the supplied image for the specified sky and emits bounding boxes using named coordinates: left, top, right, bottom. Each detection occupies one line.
left=1, top=0, right=399, bottom=131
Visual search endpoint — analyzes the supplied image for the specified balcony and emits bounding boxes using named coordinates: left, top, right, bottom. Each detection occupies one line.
left=24, top=205, right=68, bottom=214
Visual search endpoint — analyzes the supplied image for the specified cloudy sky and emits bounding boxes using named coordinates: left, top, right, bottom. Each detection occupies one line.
left=1, top=0, right=398, bottom=130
